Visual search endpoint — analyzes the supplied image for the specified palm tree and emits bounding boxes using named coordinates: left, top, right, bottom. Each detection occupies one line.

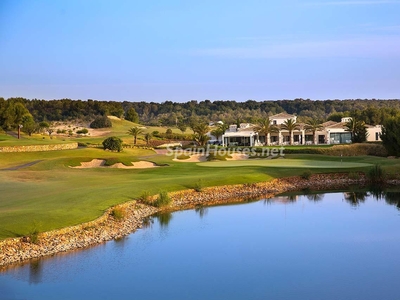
left=193, top=123, right=210, bottom=146
left=193, top=123, right=209, bottom=135
left=144, top=132, right=152, bottom=145
left=344, top=118, right=367, bottom=143
left=253, top=117, right=277, bottom=146
left=305, top=119, right=323, bottom=145
left=127, top=126, right=143, bottom=144
left=210, top=123, right=228, bottom=143
left=281, top=119, right=299, bottom=145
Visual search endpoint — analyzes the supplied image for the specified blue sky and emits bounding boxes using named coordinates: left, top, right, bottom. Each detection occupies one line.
left=1, top=0, right=399, bottom=102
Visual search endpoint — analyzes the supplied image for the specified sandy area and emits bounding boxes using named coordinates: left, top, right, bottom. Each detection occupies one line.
left=72, top=159, right=158, bottom=169
left=173, top=154, right=207, bottom=162
left=173, top=153, right=249, bottom=162
left=52, top=123, right=111, bottom=137
left=74, top=159, right=105, bottom=168
left=226, top=153, right=249, bottom=160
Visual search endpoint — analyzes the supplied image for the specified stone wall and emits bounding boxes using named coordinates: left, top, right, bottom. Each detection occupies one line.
left=0, top=142, right=78, bottom=153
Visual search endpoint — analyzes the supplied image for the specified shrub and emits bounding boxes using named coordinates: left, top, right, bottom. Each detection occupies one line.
left=300, top=170, right=312, bottom=180
left=102, top=136, right=123, bottom=152
left=154, top=191, right=172, bottom=207
left=368, top=164, right=386, bottom=184
left=139, top=191, right=152, bottom=204
left=90, top=116, right=112, bottom=128
left=76, top=128, right=89, bottom=134
left=111, top=207, right=126, bottom=221
left=207, top=152, right=232, bottom=161
left=176, top=154, right=190, bottom=160
left=348, top=172, right=361, bottom=180
left=193, top=179, right=204, bottom=192
left=26, top=222, right=40, bottom=244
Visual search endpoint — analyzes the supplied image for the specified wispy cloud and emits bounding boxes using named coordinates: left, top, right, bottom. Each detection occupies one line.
left=190, top=36, right=400, bottom=59
left=305, top=1, right=400, bottom=5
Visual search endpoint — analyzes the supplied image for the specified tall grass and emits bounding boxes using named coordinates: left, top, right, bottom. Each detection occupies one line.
left=367, top=164, right=386, bottom=184
left=154, top=191, right=172, bottom=207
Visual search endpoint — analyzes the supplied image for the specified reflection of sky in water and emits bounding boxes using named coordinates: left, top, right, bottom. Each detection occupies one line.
left=1, top=191, right=400, bottom=300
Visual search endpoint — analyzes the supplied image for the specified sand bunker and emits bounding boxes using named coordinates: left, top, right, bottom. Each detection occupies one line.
left=173, top=154, right=207, bottom=163
left=174, top=153, right=249, bottom=163
left=72, top=159, right=158, bottom=169
left=226, top=153, right=249, bottom=161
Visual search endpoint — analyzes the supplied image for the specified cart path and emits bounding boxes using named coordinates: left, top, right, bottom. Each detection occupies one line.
left=1, top=160, right=43, bottom=171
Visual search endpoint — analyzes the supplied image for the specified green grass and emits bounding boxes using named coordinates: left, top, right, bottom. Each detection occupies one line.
left=198, top=158, right=372, bottom=168
left=0, top=128, right=399, bottom=241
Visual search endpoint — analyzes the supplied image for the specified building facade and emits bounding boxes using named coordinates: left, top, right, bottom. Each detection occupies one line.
left=221, top=113, right=382, bottom=147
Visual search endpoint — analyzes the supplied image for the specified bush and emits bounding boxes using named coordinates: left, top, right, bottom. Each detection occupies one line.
left=26, top=222, right=40, bottom=244
left=193, top=179, right=204, bottom=192
left=300, top=170, right=312, bottom=180
left=348, top=172, right=361, bottom=180
left=154, top=191, right=172, bottom=207
left=90, top=116, right=112, bottom=129
left=139, top=191, right=152, bottom=204
left=102, top=136, right=123, bottom=152
left=207, top=152, right=232, bottom=161
left=76, top=128, right=89, bottom=134
left=368, top=164, right=386, bottom=184
left=111, top=207, right=126, bottom=221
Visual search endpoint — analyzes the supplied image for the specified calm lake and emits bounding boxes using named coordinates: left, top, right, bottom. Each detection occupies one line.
left=1, top=190, right=400, bottom=300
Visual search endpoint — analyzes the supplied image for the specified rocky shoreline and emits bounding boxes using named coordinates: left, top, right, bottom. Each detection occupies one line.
left=0, top=173, right=395, bottom=268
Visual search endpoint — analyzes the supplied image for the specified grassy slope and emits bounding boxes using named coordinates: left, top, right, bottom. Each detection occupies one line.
left=0, top=119, right=399, bottom=240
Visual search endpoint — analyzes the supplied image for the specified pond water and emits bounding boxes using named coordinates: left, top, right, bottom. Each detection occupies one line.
left=1, top=190, right=400, bottom=300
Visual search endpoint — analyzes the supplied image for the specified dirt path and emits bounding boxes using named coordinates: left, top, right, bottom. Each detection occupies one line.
left=1, top=160, right=43, bottom=171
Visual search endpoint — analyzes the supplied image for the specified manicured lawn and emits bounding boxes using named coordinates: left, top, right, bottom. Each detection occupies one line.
left=0, top=139, right=399, bottom=240
left=198, top=158, right=372, bottom=168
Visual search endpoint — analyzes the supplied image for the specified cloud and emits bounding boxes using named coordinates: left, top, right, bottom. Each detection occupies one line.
left=190, top=36, right=400, bottom=59
left=305, top=1, right=400, bottom=5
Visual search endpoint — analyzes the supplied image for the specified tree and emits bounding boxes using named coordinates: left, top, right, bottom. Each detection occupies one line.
left=102, top=136, right=123, bottom=152
left=281, top=119, right=299, bottom=145
left=127, top=126, right=144, bottom=144
left=253, top=117, right=277, bottom=146
left=90, top=116, right=112, bottom=128
left=144, top=132, right=152, bottom=145
left=305, top=119, right=323, bottom=145
left=21, top=115, right=37, bottom=136
left=344, top=117, right=367, bottom=143
left=381, top=116, right=400, bottom=156
left=177, top=120, right=187, bottom=133
left=38, top=121, right=50, bottom=134
left=125, top=107, right=139, bottom=123
left=192, top=123, right=210, bottom=146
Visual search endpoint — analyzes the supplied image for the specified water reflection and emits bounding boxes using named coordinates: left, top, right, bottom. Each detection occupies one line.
left=29, top=259, right=43, bottom=284
left=385, top=192, right=400, bottom=210
left=154, top=212, right=173, bottom=228
left=344, top=191, right=368, bottom=207
left=195, top=206, right=208, bottom=218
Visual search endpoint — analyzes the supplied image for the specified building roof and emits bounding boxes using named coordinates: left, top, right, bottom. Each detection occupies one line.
left=325, top=122, right=347, bottom=129
left=321, top=121, right=337, bottom=127
left=270, top=112, right=296, bottom=119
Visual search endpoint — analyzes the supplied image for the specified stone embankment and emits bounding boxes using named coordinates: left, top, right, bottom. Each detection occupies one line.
left=0, top=173, right=393, bottom=268
left=0, top=143, right=78, bottom=153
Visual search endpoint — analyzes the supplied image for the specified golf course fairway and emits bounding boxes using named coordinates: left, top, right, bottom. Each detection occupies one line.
left=198, top=159, right=372, bottom=168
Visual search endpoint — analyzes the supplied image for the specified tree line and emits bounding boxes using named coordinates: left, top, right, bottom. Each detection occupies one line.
left=2, top=97, right=400, bottom=127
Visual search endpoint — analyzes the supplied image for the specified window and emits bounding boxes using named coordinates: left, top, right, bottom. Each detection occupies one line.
left=273, top=120, right=277, bottom=125
left=375, top=132, right=379, bottom=141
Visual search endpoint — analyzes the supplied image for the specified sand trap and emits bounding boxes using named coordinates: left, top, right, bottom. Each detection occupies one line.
left=110, top=161, right=159, bottom=169
left=226, top=153, right=249, bottom=161
left=74, top=159, right=105, bottom=168
left=173, top=154, right=207, bottom=162
left=173, top=153, right=249, bottom=163
left=72, top=159, right=158, bottom=169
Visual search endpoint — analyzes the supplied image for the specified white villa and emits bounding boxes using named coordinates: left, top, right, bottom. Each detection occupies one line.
left=220, top=113, right=382, bottom=147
